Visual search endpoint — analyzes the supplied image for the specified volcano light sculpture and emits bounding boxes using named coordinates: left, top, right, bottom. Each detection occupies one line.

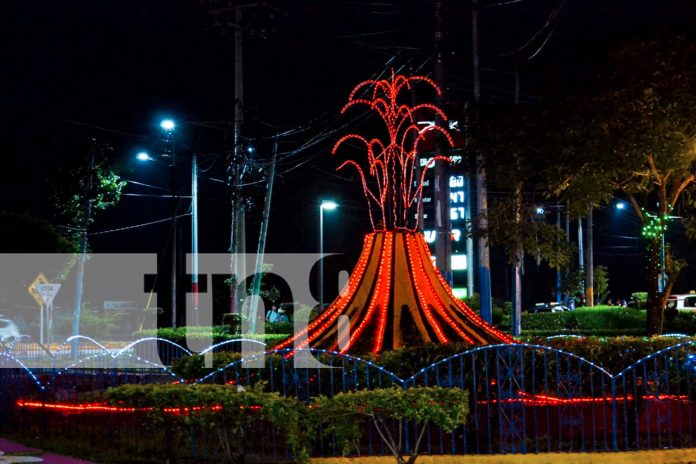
left=278, top=73, right=515, bottom=354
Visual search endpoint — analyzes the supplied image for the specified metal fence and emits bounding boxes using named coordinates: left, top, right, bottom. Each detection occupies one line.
left=2, top=338, right=696, bottom=459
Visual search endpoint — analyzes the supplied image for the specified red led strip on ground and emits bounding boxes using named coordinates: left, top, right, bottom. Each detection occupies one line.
left=14, top=400, right=264, bottom=415
left=477, top=392, right=690, bottom=406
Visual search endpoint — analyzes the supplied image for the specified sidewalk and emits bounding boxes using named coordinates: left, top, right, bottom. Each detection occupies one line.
left=0, top=439, right=95, bottom=464
left=310, top=448, right=696, bottom=464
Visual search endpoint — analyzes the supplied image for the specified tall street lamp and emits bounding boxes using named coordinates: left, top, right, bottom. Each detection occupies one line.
left=160, top=120, right=177, bottom=328
left=319, top=200, right=338, bottom=312
left=136, top=142, right=200, bottom=328
left=138, top=120, right=178, bottom=327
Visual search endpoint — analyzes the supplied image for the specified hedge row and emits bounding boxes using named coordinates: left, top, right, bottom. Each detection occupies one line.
left=132, top=326, right=289, bottom=349
left=377, top=335, right=696, bottom=377
left=102, top=384, right=467, bottom=463
left=498, top=307, right=696, bottom=336
left=170, top=335, right=696, bottom=380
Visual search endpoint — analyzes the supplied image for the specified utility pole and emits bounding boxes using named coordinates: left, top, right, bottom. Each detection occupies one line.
left=585, top=208, right=594, bottom=306
left=510, top=66, right=522, bottom=335
left=433, top=0, right=451, bottom=282
left=229, top=4, right=246, bottom=316
left=577, top=216, right=584, bottom=300
left=191, top=153, right=199, bottom=325
left=556, top=204, right=562, bottom=303
left=511, top=186, right=522, bottom=336
left=72, top=138, right=96, bottom=359
left=162, top=125, right=177, bottom=327
left=249, top=138, right=277, bottom=333
left=564, top=201, right=570, bottom=304
left=472, top=0, right=492, bottom=322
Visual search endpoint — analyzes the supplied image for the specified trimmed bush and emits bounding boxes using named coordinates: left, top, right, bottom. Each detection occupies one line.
left=172, top=351, right=247, bottom=380
left=520, top=308, right=645, bottom=334
left=310, top=387, right=468, bottom=463
left=107, top=383, right=309, bottom=463
left=219, top=314, right=294, bottom=335
left=365, top=336, right=696, bottom=378
left=499, top=306, right=696, bottom=336
left=632, top=292, right=648, bottom=308
left=132, top=326, right=289, bottom=350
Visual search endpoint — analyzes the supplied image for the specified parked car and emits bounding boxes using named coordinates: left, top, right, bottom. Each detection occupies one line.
left=666, top=294, right=696, bottom=311
left=525, top=303, right=571, bottom=313
left=0, top=318, right=20, bottom=342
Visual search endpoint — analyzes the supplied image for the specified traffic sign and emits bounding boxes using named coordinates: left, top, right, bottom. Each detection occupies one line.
left=35, top=283, right=61, bottom=306
left=27, top=273, right=49, bottom=307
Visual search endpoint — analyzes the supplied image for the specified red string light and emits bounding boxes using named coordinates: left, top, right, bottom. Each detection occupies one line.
left=477, top=392, right=689, bottom=406
left=276, top=72, right=516, bottom=354
left=404, top=233, right=449, bottom=343
left=14, top=400, right=263, bottom=415
left=372, top=231, right=394, bottom=353
left=19, top=392, right=689, bottom=417
left=276, top=233, right=376, bottom=353
left=344, top=232, right=393, bottom=353
left=333, top=71, right=455, bottom=231
left=415, top=234, right=516, bottom=344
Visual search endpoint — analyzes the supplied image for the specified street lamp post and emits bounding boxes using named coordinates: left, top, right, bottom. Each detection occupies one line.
left=160, top=120, right=177, bottom=328
left=136, top=141, right=200, bottom=328
left=319, top=200, right=338, bottom=311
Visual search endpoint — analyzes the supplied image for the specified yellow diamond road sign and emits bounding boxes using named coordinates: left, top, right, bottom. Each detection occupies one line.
left=28, top=273, right=49, bottom=307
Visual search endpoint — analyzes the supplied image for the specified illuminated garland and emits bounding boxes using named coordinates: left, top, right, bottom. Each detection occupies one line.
left=277, top=231, right=514, bottom=354
left=275, top=74, right=516, bottom=354
left=333, top=72, right=454, bottom=231
left=16, top=392, right=690, bottom=415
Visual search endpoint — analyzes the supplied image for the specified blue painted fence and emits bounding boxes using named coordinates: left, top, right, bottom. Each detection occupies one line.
left=1, top=337, right=696, bottom=459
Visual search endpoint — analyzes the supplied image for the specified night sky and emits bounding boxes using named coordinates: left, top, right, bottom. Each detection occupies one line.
left=2, top=0, right=696, bottom=307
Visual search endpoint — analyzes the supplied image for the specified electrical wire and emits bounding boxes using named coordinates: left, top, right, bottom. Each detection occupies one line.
left=88, top=213, right=192, bottom=236
left=498, top=0, right=572, bottom=60
left=123, top=179, right=170, bottom=192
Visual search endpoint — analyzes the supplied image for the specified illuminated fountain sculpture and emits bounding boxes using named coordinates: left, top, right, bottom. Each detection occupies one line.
left=277, top=74, right=515, bottom=354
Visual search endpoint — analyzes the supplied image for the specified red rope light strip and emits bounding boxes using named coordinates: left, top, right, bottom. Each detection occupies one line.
left=477, top=392, right=690, bottom=406
left=343, top=231, right=394, bottom=353
left=333, top=72, right=455, bottom=231
left=408, top=234, right=476, bottom=345
left=409, top=234, right=476, bottom=344
left=275, top=233, right=376, bottom=352
left=17, top=392, right=690, bottom=416
left=405, top=233, right=449, bottom=344
left=372, top=232, right=394, bottom=353
left=415, top=234, right=516, bottom=344
left=15, top=400, right=264, bottom=415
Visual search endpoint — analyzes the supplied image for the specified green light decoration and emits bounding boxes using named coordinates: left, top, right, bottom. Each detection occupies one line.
left=642, top=215, right=669, bottom=239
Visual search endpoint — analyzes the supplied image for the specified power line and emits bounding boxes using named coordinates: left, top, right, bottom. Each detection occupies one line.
left=88, top=213, right=192, bottom=236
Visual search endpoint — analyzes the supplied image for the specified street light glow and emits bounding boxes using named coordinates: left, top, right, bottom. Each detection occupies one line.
left=536, top=206, right=545, bottom=215
left=616, top=202, right=626, bottom=210
left=136, top=152, right=151, bottom=162
left=321, top=200, right=338, bottom=210
left=160, top=119, right=175, bottom=131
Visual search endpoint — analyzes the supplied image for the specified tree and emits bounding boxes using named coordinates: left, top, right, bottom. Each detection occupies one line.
left=0, top=212, right=75, bottom=316
left=551, top=36, right=696, bottom=334
left=473, top=105, right=571, bottom=333
left=54, top=157, right=126, bottom=246
left=593, top=265, right=610, bottom=304
left=53, top=141, right=126, bottom=343
left=0, top=212, right=75, bottom=254
left=310, top=387, right=468, bottom=464
left=107, top=383, right=309, bottom=463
